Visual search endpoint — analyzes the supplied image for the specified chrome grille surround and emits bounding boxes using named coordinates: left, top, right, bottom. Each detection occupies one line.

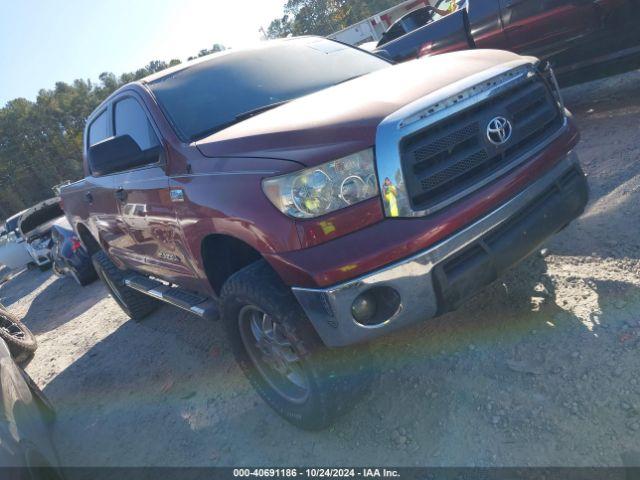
left=375, top=59, right=568, bottom=218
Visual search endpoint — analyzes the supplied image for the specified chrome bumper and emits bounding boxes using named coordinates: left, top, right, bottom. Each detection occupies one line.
left=292, top=152, right=587, bottom=347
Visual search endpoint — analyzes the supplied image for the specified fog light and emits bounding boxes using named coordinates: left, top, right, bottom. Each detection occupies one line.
left=351, top=286, right=401, bottom=327
left=351, top=291, right=377, bottom=323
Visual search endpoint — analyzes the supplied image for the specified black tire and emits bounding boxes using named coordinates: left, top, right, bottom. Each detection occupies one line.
left=0, top=308, right=37, bottom=366
left=51, top=262, right=64, bottom=277
left=220, top=260, right=373, bottom=430
left=70, top=260, right=98, bottom=287
left=92, top=251, right=158, bottom=321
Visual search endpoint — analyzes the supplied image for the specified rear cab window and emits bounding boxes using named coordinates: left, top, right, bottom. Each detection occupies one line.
left=403, top=8, right=431, bottom=30
left=378, top=22, right=407, bottom=46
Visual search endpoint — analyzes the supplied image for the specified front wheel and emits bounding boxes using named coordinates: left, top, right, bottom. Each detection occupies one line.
left=220, top=260, right=372, bottom=430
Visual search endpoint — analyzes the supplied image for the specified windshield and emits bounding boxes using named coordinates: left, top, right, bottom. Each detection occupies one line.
left=149, top=38, right=390, bottom=141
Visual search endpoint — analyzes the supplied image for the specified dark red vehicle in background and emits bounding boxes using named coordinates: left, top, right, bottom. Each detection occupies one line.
left=374, top=0, right=640, bottom=84
left=60, top=38, right=588, bottom=429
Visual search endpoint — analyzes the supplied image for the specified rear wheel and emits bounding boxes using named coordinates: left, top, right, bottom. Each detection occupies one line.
left=69, top=260, right=98, bottom=287
left=0, top=308, right=37, bottom=366
left=92, top=251, right=158, bottom=321
left=220, top=260, right=373, bottom=430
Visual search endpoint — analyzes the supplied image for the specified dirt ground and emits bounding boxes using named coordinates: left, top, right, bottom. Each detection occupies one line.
left=3, top=70, right=640, bottom=468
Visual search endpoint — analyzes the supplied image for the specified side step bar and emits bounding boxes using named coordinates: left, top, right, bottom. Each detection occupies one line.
left=124, top=275, right=219, bottom=321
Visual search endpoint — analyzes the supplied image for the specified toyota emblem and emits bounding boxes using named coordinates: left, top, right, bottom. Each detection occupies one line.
left=486, top=116, right=513, bottom=146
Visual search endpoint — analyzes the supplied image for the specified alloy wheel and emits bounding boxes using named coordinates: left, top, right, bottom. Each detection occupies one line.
left=238, top=305, right=310, bottom=404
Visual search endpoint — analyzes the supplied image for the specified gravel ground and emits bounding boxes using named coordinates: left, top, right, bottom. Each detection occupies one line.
left=2, top=70, right=640, bottom=468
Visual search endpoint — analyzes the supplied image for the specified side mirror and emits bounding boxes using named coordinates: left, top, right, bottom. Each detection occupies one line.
left=89, top=135, right=161, bottom=176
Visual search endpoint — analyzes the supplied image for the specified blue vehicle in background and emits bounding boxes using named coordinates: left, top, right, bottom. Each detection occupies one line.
left=50, top=219, right=97, bottom=287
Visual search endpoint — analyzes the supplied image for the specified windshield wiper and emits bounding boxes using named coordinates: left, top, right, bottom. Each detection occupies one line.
left=234, top=100, right=290, bottom=122
left=189, top=100, right=290, bottom=141
left=334, top=74, right=366, bottom=86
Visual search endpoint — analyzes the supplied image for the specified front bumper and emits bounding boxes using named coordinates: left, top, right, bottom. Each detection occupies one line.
left=25, top=243, right=52, bottom=267
left=292, top=152, right=588, bottom=347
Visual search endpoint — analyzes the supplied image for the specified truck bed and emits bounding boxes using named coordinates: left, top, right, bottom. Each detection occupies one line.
left=374, top=9, right=473, bottom=62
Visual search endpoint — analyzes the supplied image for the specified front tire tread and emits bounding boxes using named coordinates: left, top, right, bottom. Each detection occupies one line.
left=220, top=260, right=372, bottom=430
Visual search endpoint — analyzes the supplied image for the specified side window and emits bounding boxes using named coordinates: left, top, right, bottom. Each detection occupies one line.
left=114, top=97, right=160, bottom=151
left=88, top=110, right=110, bottom=146
left=404, top=8, right=431, bottom=30
left=379, top=22, right=406, bottom=46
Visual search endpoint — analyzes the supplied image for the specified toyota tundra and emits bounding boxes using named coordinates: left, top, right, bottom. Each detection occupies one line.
left=60, top=38, right=589, bottom=429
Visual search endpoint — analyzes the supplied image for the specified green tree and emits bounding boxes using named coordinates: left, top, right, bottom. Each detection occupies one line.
left=267, top=15, right=294, bottom=38
left=188, top=43, right=227, bottom=61
left=267, top=0, right=403, bottom=39
left=0, top=44, right=227, bottom=217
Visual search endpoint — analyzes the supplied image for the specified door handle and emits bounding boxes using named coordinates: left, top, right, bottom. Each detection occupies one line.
left=115, top=187, right=127, bottom=203
left=84, top=191, right=93, bottom=204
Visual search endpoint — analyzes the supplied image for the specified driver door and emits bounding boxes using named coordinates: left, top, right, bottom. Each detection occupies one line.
left=109, top=94, right=190, bottom=283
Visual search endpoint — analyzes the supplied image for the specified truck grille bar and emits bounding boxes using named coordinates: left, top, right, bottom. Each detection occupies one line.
left=400, top=74, right=563, bottom=212
left=374, top=61, right=568, bottom=218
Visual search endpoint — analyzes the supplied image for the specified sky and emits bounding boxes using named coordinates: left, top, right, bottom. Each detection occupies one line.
left=0, top=0, right=285, bottom=106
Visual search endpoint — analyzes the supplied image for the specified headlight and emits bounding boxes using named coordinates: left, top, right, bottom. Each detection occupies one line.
left=262, top=148, right=379, bottom=219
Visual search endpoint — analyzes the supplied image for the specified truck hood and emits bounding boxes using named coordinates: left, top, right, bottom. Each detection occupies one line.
left=195, top=50, right=534, bottom=166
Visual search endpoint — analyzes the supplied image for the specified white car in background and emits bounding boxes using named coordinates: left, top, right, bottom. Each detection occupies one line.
left=0, top=211, right=32, bottom=272
left=18, top=198, right=65, bottom=271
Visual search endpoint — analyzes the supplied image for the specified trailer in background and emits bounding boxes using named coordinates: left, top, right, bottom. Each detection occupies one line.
left=327, top=0, right=433, bottom=46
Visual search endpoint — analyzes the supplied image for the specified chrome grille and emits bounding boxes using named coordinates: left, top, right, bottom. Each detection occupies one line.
left=400, top=74, right=563, bottom=212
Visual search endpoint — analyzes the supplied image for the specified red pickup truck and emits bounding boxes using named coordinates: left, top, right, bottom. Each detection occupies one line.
left=60, top=38, right=588, bottom=429
left=374, top=0, right=640, bottom=85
